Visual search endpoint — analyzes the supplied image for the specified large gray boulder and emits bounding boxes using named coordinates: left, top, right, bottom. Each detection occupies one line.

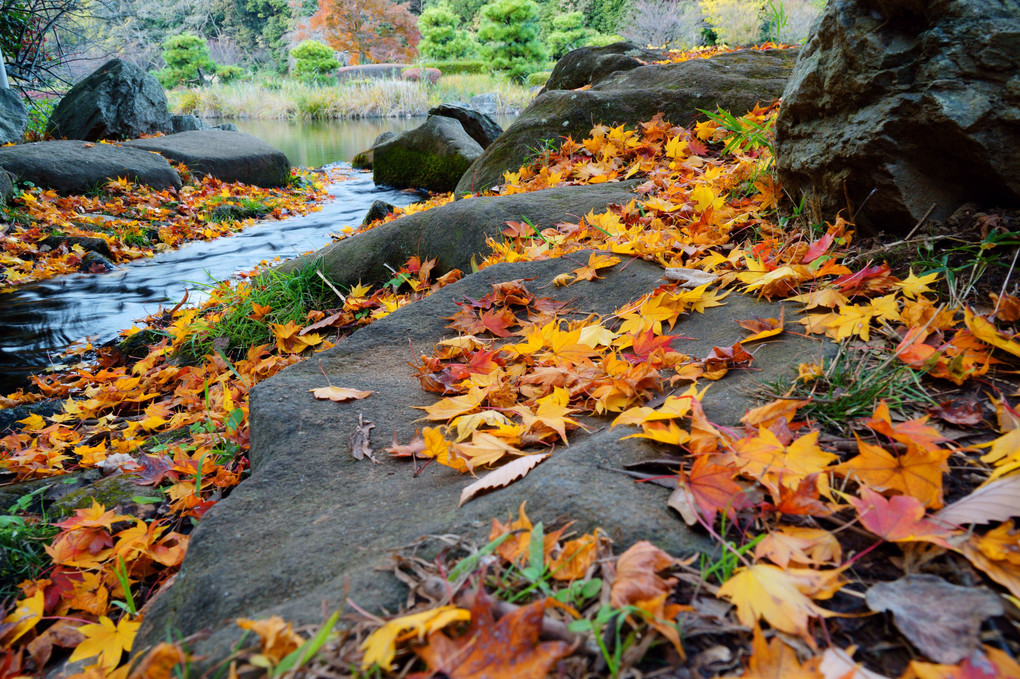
left=541, top=41, right=666, bottom=92
left=429, top=102, right=504, bottom=149
left=46, top=59, right=173, bottom=141
left=351, top=131, right=396, bottom=171
left=136, top=253, right=833, bottom=661
left=121, top=130, right=291, bottom=188
left=0, top=89, right=28, bottom=145
left=278, top=181, right=640, bottom=288
left=455, top=48, right=796, bottom=195
left=0, top=141, right=182, bottom=194
left=373, top=115, right=483, bottom=192
left=775, top=0, right=1020, bottom=235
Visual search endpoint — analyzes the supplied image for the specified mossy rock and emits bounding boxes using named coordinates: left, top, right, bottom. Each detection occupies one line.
left=51, top=474, right=141, bottom=516
left=350, top=150, right=372, bottom=170
left=373, top=115, right=483, bottom=193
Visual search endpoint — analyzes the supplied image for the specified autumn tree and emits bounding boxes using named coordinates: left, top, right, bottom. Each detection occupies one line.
left=303, top=0, right=419, bottom=65
left=477, top=0, right=546, bottom=81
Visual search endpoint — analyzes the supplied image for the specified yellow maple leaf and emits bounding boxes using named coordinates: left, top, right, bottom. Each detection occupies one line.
left=717, top=564, right=833, bottom=641
left=360, top=606, right=470, bottom=670
left=69, top=615, right=140, bottom=669
left=1, top=589, right=44, bottom=648
left=896, top=269, right=939, bottom=299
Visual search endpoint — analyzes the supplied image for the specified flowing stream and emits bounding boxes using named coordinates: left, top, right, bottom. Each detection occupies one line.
left=0, top=115, right=519, bottom=392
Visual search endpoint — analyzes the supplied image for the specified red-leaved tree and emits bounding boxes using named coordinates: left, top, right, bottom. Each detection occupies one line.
left=302, top=0, right=419, bottom=64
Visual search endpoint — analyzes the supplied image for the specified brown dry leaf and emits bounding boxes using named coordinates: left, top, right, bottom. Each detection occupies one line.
left=458, top=453, right=550, bottom=506
left=936, top=475, right=1020, bottom=527
left=610, top=541, right=678, bottom=608
left=309, top=386, right=374, bottom=402
left=127, top=642, right=190, bottom=679
left=716, top=564, right=833, bottom=641
left=865, top=575, right=1003, bottom=664
left=385, top=429, right=426, bottom=458
left=351, top=414, right=378, bottom=463
left=410, top=592, right=572, bottom=679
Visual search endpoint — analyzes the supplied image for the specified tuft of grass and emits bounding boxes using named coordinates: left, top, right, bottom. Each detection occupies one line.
left=0, top=487, right=58, bottom=602
left=179, top=264, right=342, bottom=361
left=763, top=343, right=933, bottom=432
left=912, top=229, right=1020, bottom=308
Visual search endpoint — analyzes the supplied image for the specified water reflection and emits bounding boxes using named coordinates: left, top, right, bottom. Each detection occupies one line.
left=229, top=115, right=518, bottom=168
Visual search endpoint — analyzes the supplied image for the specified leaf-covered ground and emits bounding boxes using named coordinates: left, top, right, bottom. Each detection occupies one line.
left=3, top=58, right=1020, bottom=679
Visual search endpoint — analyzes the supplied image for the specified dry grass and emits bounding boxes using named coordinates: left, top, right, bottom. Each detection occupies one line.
left=167, top=74, right=534, bottom=120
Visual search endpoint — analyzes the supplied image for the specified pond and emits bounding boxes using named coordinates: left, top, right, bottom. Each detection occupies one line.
left=229, top=115, right=518, bottom=168
left=0, top=114, right=517, bottom=392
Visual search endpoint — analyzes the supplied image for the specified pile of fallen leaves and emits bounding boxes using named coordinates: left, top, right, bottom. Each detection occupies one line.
left=0, top=162, right=339, bottom=291
left=3, top=43, right=1020, bottom=679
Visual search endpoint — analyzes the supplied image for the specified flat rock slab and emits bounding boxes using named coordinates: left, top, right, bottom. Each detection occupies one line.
left=278, top=181, right=640, bottom=288
left=137, top=254, right=835, bottom=659
left=121, top=130, right=291, bottom=188
left=456, top=49, right=795, bottom=195
left=0, top=140, right=182, bottom=194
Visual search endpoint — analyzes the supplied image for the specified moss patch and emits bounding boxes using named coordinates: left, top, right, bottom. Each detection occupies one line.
left=374, top=145, right=474, bottom=193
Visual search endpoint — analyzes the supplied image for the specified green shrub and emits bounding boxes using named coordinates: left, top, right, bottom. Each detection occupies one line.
left=157, top=34, right=218, bottom=88
left=545, top=11, right=589, bottom=59
left=586, top=33, right=625, bottom=47
left=290, top=40, right=340, bottom=84
left=419, top=59, right=487, bottom=74
left=418, top=3, right=480, bottom=60
left=216, top=65, right=245, bottom=82
left=525, top=71, right=550, bottom=87
left=478, top=0, right=547, bottom=82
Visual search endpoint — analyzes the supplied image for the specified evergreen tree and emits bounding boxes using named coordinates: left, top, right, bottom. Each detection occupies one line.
left=157, top=33, right=218, bottom=87
left=477, top=0, right=546, bottom=81
left=290, top=39, right=339, bottom=82
left=418, top=3, right=479, bottom=60
left=546, top=11, right=589, bottom=58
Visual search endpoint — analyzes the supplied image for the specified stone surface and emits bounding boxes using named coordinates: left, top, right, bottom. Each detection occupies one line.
left=46, top=59, right=173, bottom=141
left=775, top=0, right=1020, bottom=235
left=362, top=199, right=395, bottom=225
left=169, top=114, right=209, bottom=133
left=0, top=88, right=28, bottom=145
left=79, top=251, right=116, bottom=272
left=121, top=130, right=291, bottom=188
left=40, top=235, right=114, bottom=259
left=0, top=140, right=182, bottom=194
left=470, top=92, right=499, bottom=116
left=542, top=41, right=666, bottom=92
left=0, top=168, right=13, bottom=207
left=429, top=102, right=504, bottom=149
left=137, top=253, right=833, bottom=659
left=456, top=48, right=795, bottom=195
left=278, top=181, right=639, bottom=288
left=373, top=115, right=483, bottom=192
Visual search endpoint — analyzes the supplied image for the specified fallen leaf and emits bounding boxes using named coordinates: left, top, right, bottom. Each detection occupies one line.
left=236, top=616, right=304, bottom=665
left=610, top=541, right=678, bottom=607
left=68, top=615, right=140, bottom=669
left=865, top=575, right=1002, bottom=664
left=458, top=453, right=550, bottom=506
left=848, top=487, right=957, bottom=546
left=717, top=564, right=832, bottom=640
left=351, top=414, right=378, bottom=463
left=740, top=625, right=821, bottom=679
left=410, top=592, right=571, bottom=679
left=936, top=475, right=1020, bottom=527
left=309, top=386, right=374, bottom=402
left=360, top=606, right=470, bottom=670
